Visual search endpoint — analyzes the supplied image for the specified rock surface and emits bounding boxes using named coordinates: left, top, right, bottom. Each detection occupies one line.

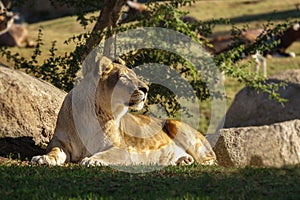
left=214, top=119, right=300, bottom=167
left=224, top=70, right=300, bottom=128
left=0, top=66, right=66, bottom=159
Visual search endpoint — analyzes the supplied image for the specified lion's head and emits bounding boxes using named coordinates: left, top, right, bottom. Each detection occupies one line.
left=95, top=58, right=149, bottom=120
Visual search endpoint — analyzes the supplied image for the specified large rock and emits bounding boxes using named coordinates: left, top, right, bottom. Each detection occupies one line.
left=224, top=69, right=300, bottom=128
left=214, top=119, right=300, bottom=167
left=0, top=66, right=66, bottom=159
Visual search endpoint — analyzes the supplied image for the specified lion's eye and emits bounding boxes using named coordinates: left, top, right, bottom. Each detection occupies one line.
left=119, top=74, right=128, bottom=79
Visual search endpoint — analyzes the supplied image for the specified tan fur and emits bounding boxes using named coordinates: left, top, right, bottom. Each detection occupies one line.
left=31, top=56, right=216, bottom=167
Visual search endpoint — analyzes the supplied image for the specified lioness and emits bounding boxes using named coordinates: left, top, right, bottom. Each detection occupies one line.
left=31, top=56, right=216, bottom=166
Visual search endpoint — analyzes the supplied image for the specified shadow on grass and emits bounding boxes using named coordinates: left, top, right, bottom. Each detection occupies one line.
left=229, top=9, right=300, bottom=24
left=0, top=164, right=299, bottom=199
left=0, top=137, right=45, bottom=160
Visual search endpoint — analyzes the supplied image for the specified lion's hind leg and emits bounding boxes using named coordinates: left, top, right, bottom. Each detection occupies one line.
left=80, top=144, right=192, bottom=167
left=172, top=144, right=195, bottom=166
left=175, top=153, right=195, bottom=166
left=164, top=120, right=216, bottom=165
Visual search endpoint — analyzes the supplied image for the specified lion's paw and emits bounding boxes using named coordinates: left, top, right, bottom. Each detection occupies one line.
left=31, top=155, right=57, bottom=166
left=201, top=159, right=217, bottom=166
left=176, top=155, right=195, bottom=166
left=80, top=157, right=108, bottom=167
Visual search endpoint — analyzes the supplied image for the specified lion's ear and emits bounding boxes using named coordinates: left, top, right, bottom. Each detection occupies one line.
left=97, top=56, right=113, bottom=76
left=114, top=57, right=126, bottom=65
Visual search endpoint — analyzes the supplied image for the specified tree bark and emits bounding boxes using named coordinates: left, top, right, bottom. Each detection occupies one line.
left=79, top=0, right=126, bottom=62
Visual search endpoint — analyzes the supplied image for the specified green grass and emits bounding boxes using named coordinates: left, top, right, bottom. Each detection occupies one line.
left=0, top=164, right=299, bottom=199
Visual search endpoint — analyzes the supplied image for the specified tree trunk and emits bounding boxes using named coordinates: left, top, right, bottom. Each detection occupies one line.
left=79, top=0, right=126, bottom=62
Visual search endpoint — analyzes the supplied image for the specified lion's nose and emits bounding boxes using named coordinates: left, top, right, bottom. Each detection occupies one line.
left=139, top=86, right=149, bottom=94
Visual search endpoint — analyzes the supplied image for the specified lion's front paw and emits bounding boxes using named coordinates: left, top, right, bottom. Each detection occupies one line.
left=201, top=159, right=217, bottom=166
left=80, top=157, right=108, bottom=167
left=176, top=155, right=195, bottom=166
left=31, top=155, right=57, bottom=166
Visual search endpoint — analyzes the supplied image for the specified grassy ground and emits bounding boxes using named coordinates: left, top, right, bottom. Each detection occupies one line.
left=0, top=163, right=299, bottom=200
left=1, top=1, right=300, bottom=199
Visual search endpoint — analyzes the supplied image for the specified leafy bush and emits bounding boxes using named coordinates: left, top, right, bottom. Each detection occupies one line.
left=1, top=0, right=292, bottom=117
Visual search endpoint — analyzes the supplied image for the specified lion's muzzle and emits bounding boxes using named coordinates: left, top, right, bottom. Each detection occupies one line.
left=128, top=86, right=148, bottom=109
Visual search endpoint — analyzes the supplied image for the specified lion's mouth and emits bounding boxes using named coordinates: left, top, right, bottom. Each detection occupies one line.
left=128, top=99, right=145, bottom=107
left=127, top=90, right=147, bottom=108
left=128, top=96, right=145, bottom=106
